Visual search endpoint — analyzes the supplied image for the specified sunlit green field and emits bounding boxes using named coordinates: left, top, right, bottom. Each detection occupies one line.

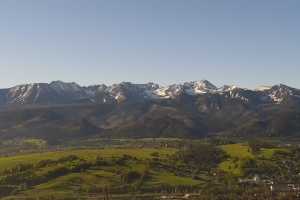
left=218, top=143, right=288, bottom=176
left=0, top=147, right=206, bottom=199
left=218, top=143, right=253, bottom=176
left=220, top=143, right=253, bottom=159
left=0, top=148, right=176, bottom=173
left=0, top=140, right=294, bottom=200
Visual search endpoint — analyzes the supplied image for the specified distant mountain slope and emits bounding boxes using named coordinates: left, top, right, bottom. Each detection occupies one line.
left=1, top=80, right=300, bottom=106
left=0, top=80, right=300, bottom=142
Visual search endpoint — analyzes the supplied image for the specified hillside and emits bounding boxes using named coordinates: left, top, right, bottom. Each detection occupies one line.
left=0, top=80, right=300, bottom=142
left=1, top=138, right=299, bottom=199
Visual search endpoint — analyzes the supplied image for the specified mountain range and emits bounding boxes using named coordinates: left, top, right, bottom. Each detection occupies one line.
left=0, top=80, right=300, bottom=143
left=1, top=80, right=299, bottom=105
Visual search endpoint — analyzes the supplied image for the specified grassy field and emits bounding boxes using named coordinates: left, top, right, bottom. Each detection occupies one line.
left=219, top=143, right=254, bottom=176
left=0, top=148, right=176, bottom=173
left=220, top=143, right=253, bottom=159
left=151, top=172, right=202, bottom=186
left=0, top=147, right=207, bottom=199
left=0, top=140, right=294, bottom=199
left=259, top=148, right=288, bottom=159
left=218, top=143, right=289, bottom=176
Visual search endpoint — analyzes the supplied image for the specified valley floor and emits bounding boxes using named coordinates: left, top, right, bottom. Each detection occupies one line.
left=0, top=138, right=299, bottom=200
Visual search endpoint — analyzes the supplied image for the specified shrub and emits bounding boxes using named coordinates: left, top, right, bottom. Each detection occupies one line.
left=121, top=170, right=142, bottom=184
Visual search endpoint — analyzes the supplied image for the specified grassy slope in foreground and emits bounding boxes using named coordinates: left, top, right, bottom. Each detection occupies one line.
left=218, top=143, right=288, bottom=176
left=0, top=147, right=205, bottom=199
left=219, top=143, right=254, bottom=176
left=0, top=148, right=176, bottom=172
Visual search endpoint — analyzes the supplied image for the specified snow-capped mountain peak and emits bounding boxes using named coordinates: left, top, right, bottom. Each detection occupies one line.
left=1, top=80, right=300, bottom=106
left=194, top=80, right=218, bottom=90
left=255, top=85, right=272, bottom=91
left=220, top=85, right=239, bottom=92
left=183, top=80, right=217, bottom=95
left=50, top=81, right=82, bottom=93
left=266, top=84, right=297, bottom=103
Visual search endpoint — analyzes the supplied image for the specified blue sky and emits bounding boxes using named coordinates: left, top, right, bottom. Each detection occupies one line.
left=0, top=0, right=299, bottom=88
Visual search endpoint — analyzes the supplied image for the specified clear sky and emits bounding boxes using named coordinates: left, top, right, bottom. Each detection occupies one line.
left=0, top=0, right=299, bottom=88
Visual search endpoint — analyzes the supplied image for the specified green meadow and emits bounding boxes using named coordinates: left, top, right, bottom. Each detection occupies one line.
left=0, top=147, right=205, bottom=199
left=0, top=139, right=296, bottom=200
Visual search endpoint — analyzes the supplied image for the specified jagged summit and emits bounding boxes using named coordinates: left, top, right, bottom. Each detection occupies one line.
left=183, top=80, right=218, bottom=94
left=0, top=80, right=299, bottom=106
left=1, top=80, right=300, bottom=141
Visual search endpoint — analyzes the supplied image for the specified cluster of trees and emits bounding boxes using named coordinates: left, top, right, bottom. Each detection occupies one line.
left=242, top=147, right=300, bottom=183
left=0, top=155, right=92, bottom=187
left=248, top=139, right=274, bottom=153
left=175, top=142, right=228, bottom=171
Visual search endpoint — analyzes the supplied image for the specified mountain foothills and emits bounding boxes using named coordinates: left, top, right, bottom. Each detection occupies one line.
left=0, top=80, right=300, bottom=143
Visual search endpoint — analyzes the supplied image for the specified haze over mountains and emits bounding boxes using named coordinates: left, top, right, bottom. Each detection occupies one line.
left=0, top=80, right=300, bottom=143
